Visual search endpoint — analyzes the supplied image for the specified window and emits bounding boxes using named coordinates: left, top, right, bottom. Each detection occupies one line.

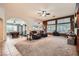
left=6, top=24, right=18, bottom=33
left=47, top=17, right=71, bottom=33
left=47, top=21, right=56, bottom=33
left=6, top=18, right=27, bottom=35
left=58, top=18, right=70, bottom=23
left=47, top=21, right=55, bottom=24
left=57, top=18, right=70, bottom=33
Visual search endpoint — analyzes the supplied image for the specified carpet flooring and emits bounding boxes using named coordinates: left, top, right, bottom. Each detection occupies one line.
left=15, top=35, right=78, bottom=56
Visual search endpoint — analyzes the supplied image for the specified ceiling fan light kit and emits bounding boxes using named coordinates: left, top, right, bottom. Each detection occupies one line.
left=37, top=9, right=50, bottom=17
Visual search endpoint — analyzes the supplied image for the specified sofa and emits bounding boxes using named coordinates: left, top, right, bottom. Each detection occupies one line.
left=30, top=31, right=41, bottom=40
left=30, top=30, right=48, bottom=40
left=40, top=31, right=48, bottom=37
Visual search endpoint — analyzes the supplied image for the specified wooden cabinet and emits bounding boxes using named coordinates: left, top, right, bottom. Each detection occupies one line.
left=76, top=5, right=79, bottom=54
left=77, top=28, right=79, bottom=54
left=0, top=18, right=3, bottom=42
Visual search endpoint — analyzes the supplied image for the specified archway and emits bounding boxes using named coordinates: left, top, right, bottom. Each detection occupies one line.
left=6, top=17, right=27, bottom=38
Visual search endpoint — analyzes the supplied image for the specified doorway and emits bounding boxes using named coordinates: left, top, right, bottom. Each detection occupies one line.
left=0, top=18, right=3, bottom=42
left=6, top=17, right=27, bottom=38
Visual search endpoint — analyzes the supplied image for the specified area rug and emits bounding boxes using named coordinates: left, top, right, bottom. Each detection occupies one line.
left=15, top=36, right=78, bottom=56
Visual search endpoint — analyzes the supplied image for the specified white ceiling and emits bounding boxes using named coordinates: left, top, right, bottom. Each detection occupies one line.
left=1, top=3, right=76, bottom=21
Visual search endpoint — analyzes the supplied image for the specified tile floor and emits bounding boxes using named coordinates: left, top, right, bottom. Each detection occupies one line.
left=0, top=36, right=27, bottom=56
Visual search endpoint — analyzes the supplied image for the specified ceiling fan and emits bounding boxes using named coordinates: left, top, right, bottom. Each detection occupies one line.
left=37, top=10, right=50, bottom=17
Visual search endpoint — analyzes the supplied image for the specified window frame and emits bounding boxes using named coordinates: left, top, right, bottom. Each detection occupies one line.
left=47, top=16, right=72, bottom=33
left=57, top=17, right=71, bottom=33
left=47, top=20, right=56, bottom=33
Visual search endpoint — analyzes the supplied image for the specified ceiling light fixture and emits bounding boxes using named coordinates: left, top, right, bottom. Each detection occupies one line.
left=37, top=10, right=50, bottom=17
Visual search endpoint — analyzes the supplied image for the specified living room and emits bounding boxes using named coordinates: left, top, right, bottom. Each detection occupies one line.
left=0, top=3, right=79, bottom=56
